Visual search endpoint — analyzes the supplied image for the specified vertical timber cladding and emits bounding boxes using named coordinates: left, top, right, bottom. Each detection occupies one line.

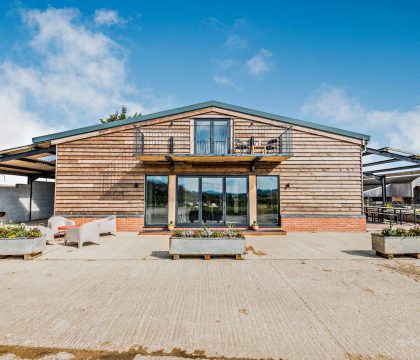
left=54, top=109, right=365, bottom=231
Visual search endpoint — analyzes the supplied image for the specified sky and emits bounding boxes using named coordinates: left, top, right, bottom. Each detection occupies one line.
left=0, top=1, right=420, bottom=183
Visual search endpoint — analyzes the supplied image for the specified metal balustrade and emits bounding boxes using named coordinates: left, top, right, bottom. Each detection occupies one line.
left=133, top=123, right=293, bottom=156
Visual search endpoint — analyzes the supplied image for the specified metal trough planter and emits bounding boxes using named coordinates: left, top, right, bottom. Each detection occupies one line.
left=371, top=233, right=420, bottom=259
left=0, top=235, right=47, bottom=260
left=169, top=237, right=246, bottom=260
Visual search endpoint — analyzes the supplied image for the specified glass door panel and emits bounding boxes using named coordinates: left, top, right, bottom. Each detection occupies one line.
left=256, top=176, right=279, bottom=225
left=145, top=176, right=168, bottom=225
left=202, top=177, right=223, bottom=225
left=226, top=177, right=248, bottom=224
left=213, top=120, right=229, bottom=154
left=195, top=120, right=211, bottom=155
left=176, top=177, right=199, bottom=225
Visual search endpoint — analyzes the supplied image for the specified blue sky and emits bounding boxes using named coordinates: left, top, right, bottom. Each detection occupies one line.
left=0, top=0, right=420, bottom=154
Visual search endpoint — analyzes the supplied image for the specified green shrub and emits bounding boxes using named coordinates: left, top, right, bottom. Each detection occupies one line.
left=0, top=224, right=42, bottom=239
left=193, top=230, right=205, bottom=238
left=211, top=230, right=225, bottom=238
left=171, top=229, right=184, bottom=238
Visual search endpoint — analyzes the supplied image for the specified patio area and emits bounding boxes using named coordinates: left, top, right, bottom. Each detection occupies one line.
left=0, top=232, right=419, bottom=360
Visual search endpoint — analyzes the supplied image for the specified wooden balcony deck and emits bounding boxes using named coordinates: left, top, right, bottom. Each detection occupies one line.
left=136, top=153, right=291, bottom=163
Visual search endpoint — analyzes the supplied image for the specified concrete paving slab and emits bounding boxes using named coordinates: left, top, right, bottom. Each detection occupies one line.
left=0, top=232, right=419, bottom=360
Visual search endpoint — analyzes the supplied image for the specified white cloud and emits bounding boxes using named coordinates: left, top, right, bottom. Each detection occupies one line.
left=0, top=7, right=171, bottom=151
left=224, top=34, right=247, bottom=49
left=213, top=76, right=234, bottom=87
left=94, top=9, right=126, bottom=26
left=301, top=87, right=420, bottom=152
left=245, top=48, right=273, bottom=77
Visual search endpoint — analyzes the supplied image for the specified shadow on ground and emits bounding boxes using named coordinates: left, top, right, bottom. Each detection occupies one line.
left=341, top=250, right=378, bottom=258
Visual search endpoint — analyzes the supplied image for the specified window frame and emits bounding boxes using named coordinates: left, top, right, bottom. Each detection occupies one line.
left=194, top=118, right=231, bottom=155
left=144, top=175, right=169, bottom=226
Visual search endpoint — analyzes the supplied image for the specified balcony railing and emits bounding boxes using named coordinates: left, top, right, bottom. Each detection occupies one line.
left=134, top=124, right=293, bottom=157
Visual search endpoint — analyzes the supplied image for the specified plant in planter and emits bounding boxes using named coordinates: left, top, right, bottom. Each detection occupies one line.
left=0, top=224, right=46, bottom=260
left=251, top=220, right=259, bottom=231
left=371, top=225, right=420, bottom=259
left=167, top=221, right=175, bottom=231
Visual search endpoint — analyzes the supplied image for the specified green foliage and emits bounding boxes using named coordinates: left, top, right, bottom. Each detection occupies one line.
left=171, top=229, right=184, bottom=238
left=193, top=230, right=205, bottom=238
left=384, top=202, right=393, bottom=208
left=99, top=106, right=141, bottom=124
left=381, top=225, right=420, bottom=237
left=0, top=224, right=42, bottom=239
left=211, top=230, right=225, bottom=238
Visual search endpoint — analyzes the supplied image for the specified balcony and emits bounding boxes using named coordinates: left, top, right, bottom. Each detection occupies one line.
left=134, top=122, right=293, bottom=164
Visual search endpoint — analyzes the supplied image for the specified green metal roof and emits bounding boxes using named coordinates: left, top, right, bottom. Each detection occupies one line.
left=32, top=100, right=370, bottom=143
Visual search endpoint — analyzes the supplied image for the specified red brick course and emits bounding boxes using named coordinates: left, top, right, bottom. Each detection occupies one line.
left=68, top=217, right=144, bottom=232
left=67, top=216, right=365, bottom=232
left=281, top=217, right=366, bottom=232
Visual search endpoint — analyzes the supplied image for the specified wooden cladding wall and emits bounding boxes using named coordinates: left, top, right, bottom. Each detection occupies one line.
left=279, top=129, right=363, bottom=215
left=54, top=111, right=364, bottom=217
left=55, top=129, right=144, bottom=215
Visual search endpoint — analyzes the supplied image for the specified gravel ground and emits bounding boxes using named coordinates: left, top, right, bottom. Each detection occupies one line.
left=0, top=232, right=419, bottom=360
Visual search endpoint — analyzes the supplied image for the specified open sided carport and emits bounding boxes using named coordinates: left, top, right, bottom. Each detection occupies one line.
left=0, top=144, right=56, bottom=222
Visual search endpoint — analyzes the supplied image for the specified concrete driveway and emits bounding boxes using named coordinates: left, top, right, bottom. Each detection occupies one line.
left=0, top=232, right=419, bottom=360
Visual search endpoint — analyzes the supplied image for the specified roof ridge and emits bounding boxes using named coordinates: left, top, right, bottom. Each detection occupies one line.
left=32, top=100, right=370, bottom=143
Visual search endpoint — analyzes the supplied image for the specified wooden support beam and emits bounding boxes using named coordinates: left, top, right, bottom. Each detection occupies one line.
left=0, top=146, right=56, bottom=162
left=168, top=174, right=176, bottom=225
left=249, top=174, right=256, bottom=227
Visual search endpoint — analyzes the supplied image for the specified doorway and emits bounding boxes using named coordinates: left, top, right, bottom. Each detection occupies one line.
left=176, top=176, right=248, bottom=226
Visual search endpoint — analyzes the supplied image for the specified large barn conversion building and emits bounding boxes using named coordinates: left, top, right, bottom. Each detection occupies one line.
left=0, top=101, right=370, bottom=232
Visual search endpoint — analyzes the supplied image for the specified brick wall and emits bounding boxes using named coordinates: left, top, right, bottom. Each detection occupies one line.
left=68, top=216, right=144, bottom=232
left=281, top=216, right=366, bottom=232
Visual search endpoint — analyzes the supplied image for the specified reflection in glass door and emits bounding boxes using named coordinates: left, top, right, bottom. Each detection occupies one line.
left=226, top=177, right=248, bottom=224
left=176, top=177, right=199, bottom=224
left=256, top=176, right=279, bottom=225
left=145, top=176, right=168, bottom=225
left=202, top=177, right=223, bottom=225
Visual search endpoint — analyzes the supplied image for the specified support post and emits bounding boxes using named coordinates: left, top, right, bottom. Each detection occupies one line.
left=381, top=176, right=387, bottom=205
left=27, top=175, right=33, bottom=222
left=249, top=175, right=257, bottom=227
left=168, top=174, right=176, bottom=226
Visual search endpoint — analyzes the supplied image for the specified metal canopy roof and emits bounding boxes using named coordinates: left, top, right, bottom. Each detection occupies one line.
left=0, top=144, right=56, bottom=178
left=32, top=100, right=371, bottom=143
left=363, top=147, right=420, bottom=177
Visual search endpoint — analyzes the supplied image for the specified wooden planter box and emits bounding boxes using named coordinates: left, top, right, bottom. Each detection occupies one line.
left=0, top=235, right=47, bottom=260
left=371, top=233, right=420, bottom=259
left=169, top=237, right=246, bottom=260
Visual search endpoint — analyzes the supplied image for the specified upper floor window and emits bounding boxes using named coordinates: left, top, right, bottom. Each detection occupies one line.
left=195, top=119, right=230, bottom=155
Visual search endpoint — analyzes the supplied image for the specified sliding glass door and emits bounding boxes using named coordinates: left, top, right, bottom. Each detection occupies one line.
left=176, top=176, right=248, bottom=226
left=256, top=176, right=279, bottom=226
left=226, top=177, right=248, bottom=224
left=202, top=177, right=223, bottom=224
left=145, top=176, right=168, bottom=225
left=176, top=177, right=199, bottom=224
